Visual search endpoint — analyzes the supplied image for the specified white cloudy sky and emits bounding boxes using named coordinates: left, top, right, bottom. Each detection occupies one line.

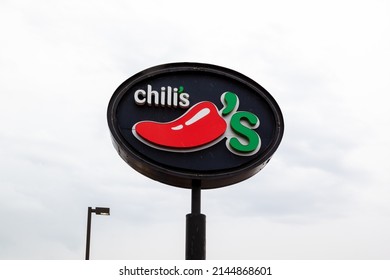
left=1, top=0, right=389, bottom=260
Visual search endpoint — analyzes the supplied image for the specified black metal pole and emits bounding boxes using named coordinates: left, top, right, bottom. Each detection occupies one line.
left=191, top=180, right=201, bottom=214
left=185, top=179, right=206, bottom=260
left=85, top=207, right=92, bottom=260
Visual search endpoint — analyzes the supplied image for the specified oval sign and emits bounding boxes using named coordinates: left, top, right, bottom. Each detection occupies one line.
left=107, top=63, right=284, bottom=189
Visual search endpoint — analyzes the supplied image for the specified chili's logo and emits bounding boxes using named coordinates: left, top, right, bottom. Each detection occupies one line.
left=132, top=90, right=260, bottom=156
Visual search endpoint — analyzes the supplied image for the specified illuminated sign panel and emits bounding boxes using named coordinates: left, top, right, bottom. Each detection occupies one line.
left=107, top=63, right=284, bottom=189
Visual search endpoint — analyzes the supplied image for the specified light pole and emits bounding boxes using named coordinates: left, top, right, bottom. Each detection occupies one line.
left=85, top=207, right=110, bottom=260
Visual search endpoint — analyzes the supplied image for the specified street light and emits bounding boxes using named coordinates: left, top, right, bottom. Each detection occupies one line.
left=85, top=207, right=110, bottom=260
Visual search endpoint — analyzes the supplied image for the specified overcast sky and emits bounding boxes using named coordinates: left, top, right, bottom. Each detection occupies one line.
left=1, top=0, right=389, bottom=260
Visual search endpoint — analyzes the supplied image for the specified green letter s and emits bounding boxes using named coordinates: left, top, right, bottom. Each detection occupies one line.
left=228, top=111, right=261, bottom=156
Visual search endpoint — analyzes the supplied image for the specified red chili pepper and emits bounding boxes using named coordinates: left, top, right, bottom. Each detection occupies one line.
left=133, top=101, right=227, bottom=150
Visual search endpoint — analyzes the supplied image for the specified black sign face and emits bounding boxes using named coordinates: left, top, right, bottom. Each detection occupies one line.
left=107, top=63, right=284, bottom=189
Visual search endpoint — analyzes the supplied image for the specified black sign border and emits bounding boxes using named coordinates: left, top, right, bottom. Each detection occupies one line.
left=107, top=62, right=284, bottom=189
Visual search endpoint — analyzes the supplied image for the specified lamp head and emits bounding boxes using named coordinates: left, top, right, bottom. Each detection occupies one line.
left=92, top=207, right=110, bottom=215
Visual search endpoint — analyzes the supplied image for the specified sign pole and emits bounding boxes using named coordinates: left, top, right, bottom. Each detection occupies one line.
left=185, top=179, right=206, bottom=260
